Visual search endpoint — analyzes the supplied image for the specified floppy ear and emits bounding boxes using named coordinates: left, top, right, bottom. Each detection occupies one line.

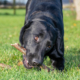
left=55, top=29, right=64, bottom=57
left=49, top=29, right=64, bottom=58
left=49, top=29, right=64, bottom=70
left=19, top=21, right=32, bottom=46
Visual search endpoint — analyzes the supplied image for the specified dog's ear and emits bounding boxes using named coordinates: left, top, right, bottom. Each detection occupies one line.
left=55, top=29, right=64, bottom=57
left=19, top=21, right=32, bottom=46
left=49, top=29, right=64, bottom=70
left=49, top=29, right=64, bottom=58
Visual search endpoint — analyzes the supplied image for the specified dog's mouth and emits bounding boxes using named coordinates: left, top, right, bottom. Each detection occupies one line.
left=23, top=55, right=34, bottom=69
left=23, top=55, right=41, bottom=69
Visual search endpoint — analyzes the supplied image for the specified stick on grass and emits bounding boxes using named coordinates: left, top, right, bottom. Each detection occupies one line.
left=0, top=63, right=11, bottom=69
left=11, top=43, right=26, bottom=55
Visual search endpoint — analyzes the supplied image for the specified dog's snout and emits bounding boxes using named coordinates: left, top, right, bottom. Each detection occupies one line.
left=32, top=59, right=40, bottom=66
left=33, top=62, right=38, bottom=66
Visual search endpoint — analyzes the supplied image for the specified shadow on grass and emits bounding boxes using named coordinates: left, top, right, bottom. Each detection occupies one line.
left=0, top=13, right=25, bottom=16
left=65, top=48, right=80, bottom=70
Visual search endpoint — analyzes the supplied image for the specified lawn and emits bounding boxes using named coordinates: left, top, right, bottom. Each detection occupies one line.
left=0, top=9, right=80, bottom=80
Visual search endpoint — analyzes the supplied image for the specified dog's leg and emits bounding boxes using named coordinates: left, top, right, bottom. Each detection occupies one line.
left=51, top=58, right=64, bottom=71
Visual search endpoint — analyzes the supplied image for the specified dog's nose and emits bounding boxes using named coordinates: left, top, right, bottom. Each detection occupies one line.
left=32, top=59, right=40, bottom=66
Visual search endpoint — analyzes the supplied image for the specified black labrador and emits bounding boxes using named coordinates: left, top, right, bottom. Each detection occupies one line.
left=19, top=0, right=64, bottom=71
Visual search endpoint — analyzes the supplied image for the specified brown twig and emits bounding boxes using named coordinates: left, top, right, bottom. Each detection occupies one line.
left=11, top=43, right=26, bottom=55
left=11, top=43, right=52, bottom=72
left=0, top=63, right=11, bottom=69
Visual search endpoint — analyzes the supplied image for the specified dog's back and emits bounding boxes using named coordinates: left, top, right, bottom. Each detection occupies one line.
left=25, top=0, right=63, bottom=36
left=26, top=0, right=62, bottom=17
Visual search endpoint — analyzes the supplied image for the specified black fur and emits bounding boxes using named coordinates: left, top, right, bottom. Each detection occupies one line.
left=19, top=0, right=64, bottom=71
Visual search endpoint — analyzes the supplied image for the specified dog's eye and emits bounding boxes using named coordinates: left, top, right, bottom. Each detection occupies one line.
left=48, top=46, right=51, bottom=48
left=46, top=41, right=51, bottom=47
left=35, top=36, right=39, bottom=42
left=46, top=46, right=51, bottom=51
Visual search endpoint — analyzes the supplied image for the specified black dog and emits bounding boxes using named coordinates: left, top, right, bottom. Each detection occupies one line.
left=19, top=0, right=64, bottom=71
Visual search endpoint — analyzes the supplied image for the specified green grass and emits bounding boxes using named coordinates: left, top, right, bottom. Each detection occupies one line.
left=0, top=9, right=80, bottom=80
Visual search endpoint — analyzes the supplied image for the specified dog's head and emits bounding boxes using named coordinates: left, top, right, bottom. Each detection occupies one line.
left=19, top=20, right=57, bottom=68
